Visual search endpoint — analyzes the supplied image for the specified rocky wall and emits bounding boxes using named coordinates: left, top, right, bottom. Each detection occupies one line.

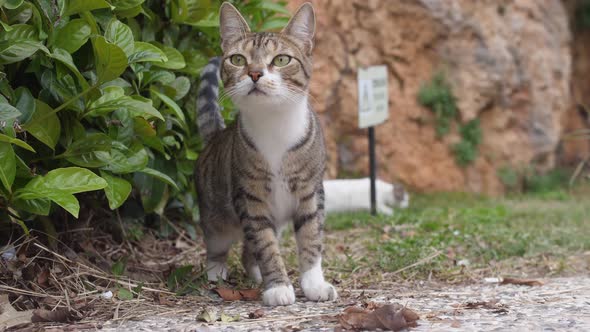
left=288, top=0, right=577, bottom=194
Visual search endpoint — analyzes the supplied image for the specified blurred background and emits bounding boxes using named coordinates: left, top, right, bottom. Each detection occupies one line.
left=290, top=0, right=590, bottom=195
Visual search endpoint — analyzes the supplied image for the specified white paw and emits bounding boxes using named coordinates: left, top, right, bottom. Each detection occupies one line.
left=301, top=280, right=338, bottom=301
left=247, top=265, right=263, bottom=284
left=206, top=261, right=228, bottom=281
left=262, top=284, right=295, bottom=306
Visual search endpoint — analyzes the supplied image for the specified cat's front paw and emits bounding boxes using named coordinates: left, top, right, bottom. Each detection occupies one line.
left=301, top=280, right=338, bottom=302
left=206, top=261, right=228, bottom=281
left=262, top=284, right=296, bottom=306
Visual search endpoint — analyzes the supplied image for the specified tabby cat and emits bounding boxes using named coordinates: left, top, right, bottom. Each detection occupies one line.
left=195, top=2, right=337, bottom=306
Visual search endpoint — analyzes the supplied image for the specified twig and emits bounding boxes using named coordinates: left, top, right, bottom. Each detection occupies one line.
left=389, top=249, right=443, bottom=276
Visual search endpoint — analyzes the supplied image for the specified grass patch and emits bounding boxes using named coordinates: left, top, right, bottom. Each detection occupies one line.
left=325, top=186, right=590, bottom=279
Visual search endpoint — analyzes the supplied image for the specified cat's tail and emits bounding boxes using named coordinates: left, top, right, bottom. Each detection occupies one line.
left=196, top=56, right=225, bottom=144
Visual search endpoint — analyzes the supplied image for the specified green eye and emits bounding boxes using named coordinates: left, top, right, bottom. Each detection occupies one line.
left=230, top=54, right=247, bottom=66
left=272, top=55, right=291, bottom=67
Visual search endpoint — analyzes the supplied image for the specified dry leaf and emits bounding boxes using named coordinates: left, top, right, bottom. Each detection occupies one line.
left=31, top=308, right=73, bottom=323
left=197, top=308, right=217, bottom=323
left=37, top=269, right=50, bottom=287
left=214, top=288, right=260, bottom=301
left=338, top=303, right=419, bottom=331
left=248, top=308, right=265, bottom=319
left=220, top=312, right=241, bottom=322
left=501, top=277, right=543, bottom=286
left=0, top=294, right=33, bottom=329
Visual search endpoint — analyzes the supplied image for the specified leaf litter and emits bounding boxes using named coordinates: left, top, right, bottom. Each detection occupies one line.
left=214, top=288, right=260, bottom=301
left=337, top=302, right=419, bottom=331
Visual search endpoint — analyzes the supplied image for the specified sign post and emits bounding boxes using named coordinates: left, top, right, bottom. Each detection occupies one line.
left=358, top=66, right=389, bottom=216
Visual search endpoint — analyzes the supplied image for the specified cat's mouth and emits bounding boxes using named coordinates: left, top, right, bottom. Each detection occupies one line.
left=248, top=87, right=267, bottom=96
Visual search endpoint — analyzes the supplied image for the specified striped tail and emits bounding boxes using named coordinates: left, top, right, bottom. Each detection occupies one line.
left=197, top=57, right=225, bottom=144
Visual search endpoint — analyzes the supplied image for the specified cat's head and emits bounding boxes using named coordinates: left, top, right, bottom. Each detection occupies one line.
left=218, top=2, right=315, bottom=109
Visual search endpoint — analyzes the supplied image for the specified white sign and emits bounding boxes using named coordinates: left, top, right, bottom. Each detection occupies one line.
left=358, top=66, right=389, bottom=128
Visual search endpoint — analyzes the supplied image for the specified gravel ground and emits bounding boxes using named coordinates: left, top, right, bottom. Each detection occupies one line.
left=100, top=277, right=590, bottom=331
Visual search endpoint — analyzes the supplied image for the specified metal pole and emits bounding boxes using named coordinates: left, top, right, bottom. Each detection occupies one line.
left=368, top=126, right=377, bottom=216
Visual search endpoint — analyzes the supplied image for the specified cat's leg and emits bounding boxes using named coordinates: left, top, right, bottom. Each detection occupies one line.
left=241, top=241, right=262, bottom=283
left=202, top=219, right=238, bottom=281
left=204, top=231, right=235, bottom=281
left=242, top=223, right=287, bottom=284
left=294, top=189, right=338, bottom=302
left=243, top=221, right=294, bottom=305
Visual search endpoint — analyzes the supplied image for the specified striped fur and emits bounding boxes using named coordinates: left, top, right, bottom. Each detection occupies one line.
left=196, top=57, right=225, bottom=143
left=195, top=2, right=337, bottom=306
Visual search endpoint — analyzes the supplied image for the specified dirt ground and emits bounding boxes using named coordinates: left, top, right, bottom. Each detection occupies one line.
left=97, top=276, right=590, bottom=331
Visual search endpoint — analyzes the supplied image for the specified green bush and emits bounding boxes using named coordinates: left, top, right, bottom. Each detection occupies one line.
left=0, top=0, right=288, bottom=233
left=418, top=72, right=482, bottom=167
left=417, top=72, right=457, bottom=137
left=452, top=119, right=481, bottom=167
left=576, top=0, right=590, bottom=30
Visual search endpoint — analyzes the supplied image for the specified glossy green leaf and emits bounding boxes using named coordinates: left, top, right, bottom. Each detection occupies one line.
left=14, top=87, right=35, bottom=123
left=0, top=40, right=46, bottom=64
left=0, top=24, right=48, bottom=64
left=46, top=191, right=80, bottom=217
left=0, top=102, right=21, bottom=121
left=166, top=76, right=190, bottom=100
left=111, top=0, right=145, bottom=11
left=65, top=0, right=112, bottom=15
left=50, top=48, right=89, bottom=89
left=12, top=197, right=51, bottom=216
left=86, top=93, right=164, bottom=121
left=139, top=167, right=179, bottom=191
left=101, top=146, right=148, bottom=174
left=150, top=88, right=187, bottom=131
left=4, top=0, right=24, bottom=10
left=53, top=19, right=91, bottom=53
left=21, top=167, right=107, bottom=195
left=100, top=170, right=132, bottom=209
left=62, top=133, right=112, bottom=157
left=0, top=142, right=16, bottom=192
left=105, top=19, right=135, bottom=57
left=1, top=24, right=37, bottom=41
left=94, top=36, right=128, bottom=83
left=22, top=100, right=60, bottom=150
left=0, top=133, right=35, bottom=152
left=153, top=45, right=185, bottom=70
left=142, top=70, right=175, bottom=87
left=128, top=42, right=167, bottom=64
left=6, top=2, right=33, bottom=24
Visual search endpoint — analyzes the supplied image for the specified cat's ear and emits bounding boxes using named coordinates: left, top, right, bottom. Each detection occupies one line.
left=282, top=3, right=315, bottom=54
left=219, top=2, right=250, bottom=51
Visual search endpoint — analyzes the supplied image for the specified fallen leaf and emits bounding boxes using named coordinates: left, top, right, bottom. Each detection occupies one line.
left=501, top=277, right=543, bottom=286
left=31, top=308, right=73, bottom=323
left=248, top=308, right=265, bottom=319
left=197, top=308, right=217, bottom=323
left=214, top=288, right=260, bottom=301
left=37, top=269, right=50, bottom=287
left=220, top=312, right=241, bottom=322
left=0, top=294, right=33, bottom=329
left=338, top=303, right=419, bottom=331
left=450, top=319, right=462, bottom=328
left=117, top=288, right=134, bottom=300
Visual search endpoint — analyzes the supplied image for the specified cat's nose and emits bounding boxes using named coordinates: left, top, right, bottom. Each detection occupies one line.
left=248, top=71, right=263, bottom=82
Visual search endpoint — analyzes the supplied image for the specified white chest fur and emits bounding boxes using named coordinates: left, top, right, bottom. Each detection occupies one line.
left=240, top=97, right=310, bottom=223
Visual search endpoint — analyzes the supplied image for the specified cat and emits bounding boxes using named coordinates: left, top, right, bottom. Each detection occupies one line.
left=323, top=178, right=410, bottom=215
left=194, top=2, right=337, bottom=306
